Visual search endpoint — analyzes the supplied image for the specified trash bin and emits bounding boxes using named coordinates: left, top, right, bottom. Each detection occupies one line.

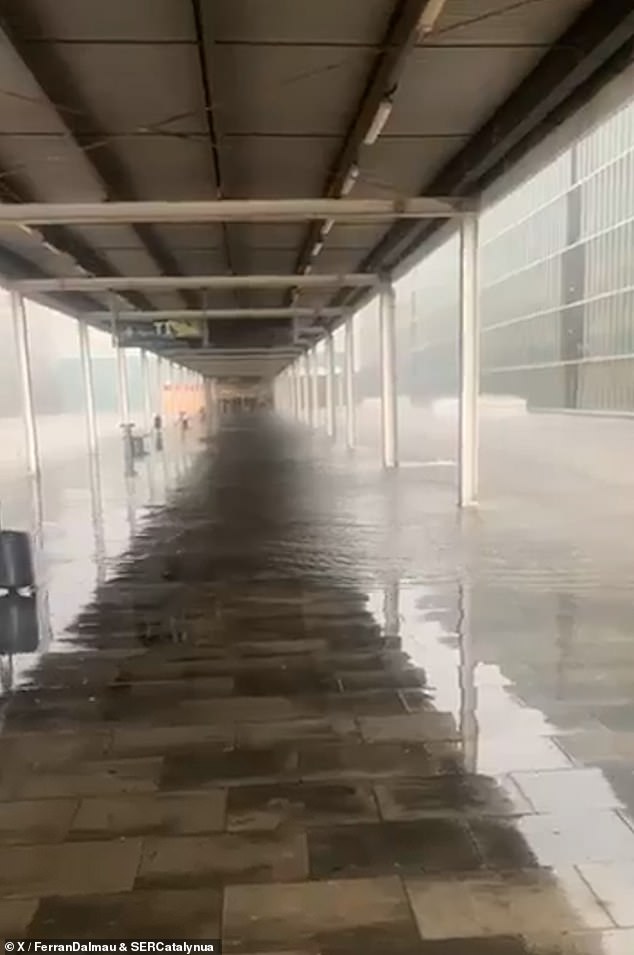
left=0, top=531, right=35, bottom=590
left=0, top=593, right=39, bottom=653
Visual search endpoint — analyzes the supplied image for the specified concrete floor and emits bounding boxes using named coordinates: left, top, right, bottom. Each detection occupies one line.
left=0, top=410, right=633, bottom=952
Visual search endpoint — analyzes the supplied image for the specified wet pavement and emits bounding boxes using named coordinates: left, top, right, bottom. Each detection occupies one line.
left=0, top=412, right=633, bottom=952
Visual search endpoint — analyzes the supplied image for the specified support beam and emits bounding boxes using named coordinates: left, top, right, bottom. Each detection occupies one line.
left=0, top=16, right=192, bottom=309
left=325, top=333, right=336, bottom=440
left=11, top=291, right=40, bottom=481
left=292, top=0, right=432, bottom=282
left=0, top=198, right=472, bottom=227
left=85, top=308, right=346, bottom=322
left=344, top=317, right=356, bottom=450
left=352, top=0, right=634, bottom=278
left=458, top=215, right=480, bottom=508
left=14, top=274, right=379, bottom=294
left=379, top=281, right=398, bottom=470
left=190, top=0, right=242, bottom=299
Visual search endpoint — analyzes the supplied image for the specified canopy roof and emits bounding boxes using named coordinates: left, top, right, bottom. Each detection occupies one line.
left=1, top=0, right=633, bottom=377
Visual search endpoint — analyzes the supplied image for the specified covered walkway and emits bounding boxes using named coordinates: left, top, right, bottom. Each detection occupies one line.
left=0, top=413, right=631, bottom=953
left=1, top=2, right=634, bottom=952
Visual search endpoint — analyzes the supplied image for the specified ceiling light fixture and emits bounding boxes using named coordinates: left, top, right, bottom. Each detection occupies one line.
left=418, top=0, right=448, bottom=36
left=364, top=96, right=394, bottom=145
left=312, top=240, right=324, bottom=257
left=340, top=163, right=360, bottom=196
left=321, top=219, right=334, bottom=237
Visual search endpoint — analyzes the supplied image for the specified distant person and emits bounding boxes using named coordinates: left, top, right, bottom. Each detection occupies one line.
left=153, top=413, right=162, bottom=432
left=179, top=411, right=189, bottom=435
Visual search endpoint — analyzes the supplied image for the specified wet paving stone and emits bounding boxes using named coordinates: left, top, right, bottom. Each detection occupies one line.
left=0, top=900, right=40, bottom=937
left=0, top=839, right=143, bottom=898
left=30, top=888, right=222, bottom=939
left=137, top=830, right=309, bottom=888
left=297, top=740, right=461, bottom=781
left=404, top=869, right=612, bottom=938
left=374, top=774, right=533, bottom=820
left=70, top=790, right=227, bottom=839
left=4, top=418, right=634, bottom=948
left=0, top=798, right=77, bottom=844
left=308, top=819, right=482, bottom=878
left=227, top=782, right=379, bottom=831
left=222, top=876, right=415, bottom=949
left=110, top=722, right=235, bottom=756
left=359, top=713, right=460, bottom=743
left=161, top=745, right=299, bottom=788
left=235, top=716, right=358, bottom=747
left=8, top=756, right=163, bottom=800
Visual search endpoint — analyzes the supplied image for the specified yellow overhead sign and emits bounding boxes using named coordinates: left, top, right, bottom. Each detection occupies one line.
left=154, top=320, right=200, bottom=339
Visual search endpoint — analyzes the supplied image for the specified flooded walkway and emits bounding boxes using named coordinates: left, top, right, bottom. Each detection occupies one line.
left=0, top=414, right=632, bottom=953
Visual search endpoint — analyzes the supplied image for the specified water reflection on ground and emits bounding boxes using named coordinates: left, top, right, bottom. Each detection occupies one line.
left=0, top=410, right=632, bottom=951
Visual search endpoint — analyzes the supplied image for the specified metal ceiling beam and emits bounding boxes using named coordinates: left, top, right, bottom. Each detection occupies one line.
left=355, top=0, right=634, bottom=276
left=0, top=198, right=470, bottom=226
left=190, top=0, right=242, bottom=297
left=290, top=0, right=432, bottom=286
left=14, top=274, right=379, bottom=292
left=0, top=142, right=148, bottom=312
left=86, top=308, right=345, bottom=321
left=0, top=12, right=194, bottom=309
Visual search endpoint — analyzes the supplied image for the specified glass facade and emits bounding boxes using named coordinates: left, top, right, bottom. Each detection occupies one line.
left=357, top=81, right=634, bottom=415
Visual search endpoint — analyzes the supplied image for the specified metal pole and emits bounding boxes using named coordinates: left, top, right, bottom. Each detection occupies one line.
left=115, top=342, right=131, bottom=425
left=156, top=356, right=164, bottom=419
left=140, top=350, right=152, bottom=432
left=379, top=280, right=398, bottom=469
left=78, top=319, right=106, bottom=581
left=302, top=353, right=312, bottom=426
left=458, top=214, right=480, bottom=507
left=344, top=316, right=356, bottom=450
left=78, top=320, right=99, bottom=462
left=11, top=291, right=40, bottom=481
left=293, top=362, right=302, bottom=420
left=326, top=332, right=336, bottom=439
left=309, top=349, right=319, bottom=429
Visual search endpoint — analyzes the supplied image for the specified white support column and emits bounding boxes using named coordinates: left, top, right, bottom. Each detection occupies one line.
left=78, top=320, right=99, bottom=463
left=325, top=332, right=336, bottom=440
left=379, top=280, right=398, bottom=469
left=291, top=361, right=302, bottom=421
left=310, top=349, right=319, bottom=429
left=11, top=291, right=40, bottom=482
left=344, top=316, right=356, bottom=450
left=156, top=355, right=164, bottom=419
left=302, top=352, right=312, bottom=426
left=458, top=214, right=480, bottom=508
left=116, top=341, right=131, bottom=426
left=140, top=350, right=152, bottom=432
left=78, top=319, right=105, bottom=579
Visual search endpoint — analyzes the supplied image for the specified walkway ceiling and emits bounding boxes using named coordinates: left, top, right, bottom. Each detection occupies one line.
left=0, top=0, right=633, bottom=378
